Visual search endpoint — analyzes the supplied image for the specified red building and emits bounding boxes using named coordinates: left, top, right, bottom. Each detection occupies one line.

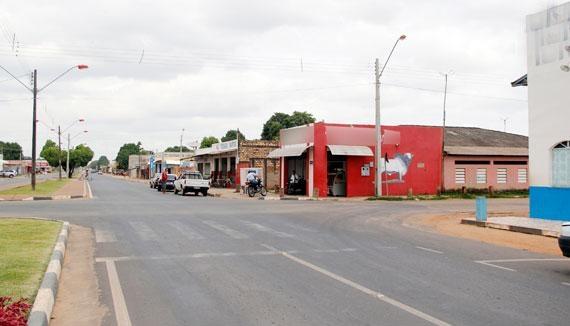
left=267, top=122, right=528, bottom=197
left=268, top=122, right=444, bottom=197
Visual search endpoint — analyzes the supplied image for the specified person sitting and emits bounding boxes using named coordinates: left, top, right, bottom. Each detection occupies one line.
left=246, top=170, right=259, bottom=189
left=290, top=170, right=299, bottom=185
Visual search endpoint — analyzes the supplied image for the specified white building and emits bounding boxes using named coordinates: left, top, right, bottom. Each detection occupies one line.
left=526, top=2, right=570, bottom=220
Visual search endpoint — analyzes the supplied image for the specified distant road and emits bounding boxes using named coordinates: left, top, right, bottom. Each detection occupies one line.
left=0, top=173, right=56, bottom=191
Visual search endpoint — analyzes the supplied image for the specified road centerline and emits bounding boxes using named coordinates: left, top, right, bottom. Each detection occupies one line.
left=261, top=244, right=450, bottom=326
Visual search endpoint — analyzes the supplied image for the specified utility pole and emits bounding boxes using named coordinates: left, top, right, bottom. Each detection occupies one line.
left=58, top=125, right=62, bottom=180
left=66, top=133, right=70, bottom=178
left=441, top=73, right=448, bottom=193
left=502, top=117, right=508, bottom=132
left=374, top=58, right=382, bottom=198
left=31, top=70, right=37, bottom=189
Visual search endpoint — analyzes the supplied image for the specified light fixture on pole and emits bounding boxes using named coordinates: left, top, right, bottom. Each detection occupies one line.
left=374, top=34, right=406, bottom=198
left=0, top=64, right=88, bottom=189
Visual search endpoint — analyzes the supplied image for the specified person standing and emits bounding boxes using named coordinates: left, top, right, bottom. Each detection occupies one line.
left=161, top=169, right=168, bottom=194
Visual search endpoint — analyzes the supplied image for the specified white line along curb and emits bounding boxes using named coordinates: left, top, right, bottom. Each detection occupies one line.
left=28, top=221, right=70, bottom=326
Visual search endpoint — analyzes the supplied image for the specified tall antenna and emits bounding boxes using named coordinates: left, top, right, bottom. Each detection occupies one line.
left=502, top=117, right=509, bottom=132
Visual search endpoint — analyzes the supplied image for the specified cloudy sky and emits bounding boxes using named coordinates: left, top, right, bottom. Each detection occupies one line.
left=0, top=1, right=556, bottom=160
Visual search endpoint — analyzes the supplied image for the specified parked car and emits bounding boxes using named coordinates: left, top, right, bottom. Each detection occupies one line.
left=156, top=174, right=177, bottom=192
left=0, top=169, right=17, bottom=178
left=149, top=174, right=161, bottom=189
left=174, top=172, right=209, bottom=196
left=559, top=223, right=570, bottom=257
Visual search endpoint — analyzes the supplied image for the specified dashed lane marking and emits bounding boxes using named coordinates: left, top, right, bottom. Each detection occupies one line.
left=475, top=258, right=570, bottom=272
left=416, top=246, right=443, bottom=254
left=202, top=220, right=249, bottom=239
left=261, top=244, right=450, bottom=326
left=128, top=221, right=160, bottom=241
left=241, top=221, right=295, bottom=238
left=168, top=221, right=205, bottom=240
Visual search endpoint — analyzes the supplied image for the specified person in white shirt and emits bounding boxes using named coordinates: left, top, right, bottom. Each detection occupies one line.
left=246, top=170, right=258, bottom=188
left=290, top=170, right=299, bottom=184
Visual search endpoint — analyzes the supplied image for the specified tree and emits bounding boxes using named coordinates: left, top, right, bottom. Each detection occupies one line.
left=0, top=141, right=23, bottom=160
left=260, top=111, right=316, bottom=140
left=68, top=144, right=94, bottom=177
left=98, top=155, right=110, bottom=168
left=39, top=140, right=65, bottom=168
left=164, top=146, right=192, bottom=152
left=221, top=130, right=246, bottom=142
left=200, top=136, right=219, bottom=149
left=88, top=161, right=99, bottom=170
left=115, top=142, right=144, bottom=170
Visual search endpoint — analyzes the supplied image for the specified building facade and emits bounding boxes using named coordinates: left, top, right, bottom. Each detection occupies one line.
left=194, top=139, right=280, bottom=188
left=443, top=127, right=529, bottom=191
left=526, top=3, right=570, bottom=220
left=268, top=123, right=529, bottom=198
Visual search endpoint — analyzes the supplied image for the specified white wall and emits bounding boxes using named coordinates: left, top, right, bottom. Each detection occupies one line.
left=527, top=3, right=570, bottom=186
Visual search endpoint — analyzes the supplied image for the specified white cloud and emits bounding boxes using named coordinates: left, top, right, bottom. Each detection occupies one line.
left=1, top=0, right=550, bottom=159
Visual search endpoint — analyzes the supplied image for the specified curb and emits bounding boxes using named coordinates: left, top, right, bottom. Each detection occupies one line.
left=27, top=221, right=70, bottom=326
left=460, top=218, right=560, bottom=238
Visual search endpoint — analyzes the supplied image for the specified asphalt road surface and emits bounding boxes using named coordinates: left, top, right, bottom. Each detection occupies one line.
left=1, top=175, right=569, bottom=325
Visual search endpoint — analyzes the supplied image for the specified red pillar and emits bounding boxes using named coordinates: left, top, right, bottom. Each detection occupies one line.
left=313, top=122, right=328, bottom=197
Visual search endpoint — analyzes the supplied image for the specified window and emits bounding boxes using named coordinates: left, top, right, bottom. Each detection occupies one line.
left=455, top=168, right=465, bottom=184
left=553, top=141, right=570, bottom=187
left=497, top=168, right=507, bottom=184
left=476, top=168, right=487, bottom=184
left=518, top=168, right=527, bottom=183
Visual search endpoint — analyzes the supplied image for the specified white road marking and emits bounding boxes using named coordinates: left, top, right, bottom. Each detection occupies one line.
left=562, top=282, right=570, bottom=287
left=105, top=260, right=132, bottom=326
left=261, top=244, right=450, bottom=326
left=202, top=220, right=248, bottom=239
left=95, top=247, right=356, bottom=263
left=86, top=180, right=93, bottom=199
left=475, top=258, right=570, bottom=272
left=416, top=246, right=443, bottom=254
left=168, top=221, right=205, bottom=240
left=241, top=221, right=295, bottom=238
left=128, top=221, right=159, bottom=241
left=95, top=229, right=117, bottom=243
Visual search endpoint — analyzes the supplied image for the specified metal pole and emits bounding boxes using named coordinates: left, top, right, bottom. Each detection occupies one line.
left=31, top=70, right=37, bottom=190
left=58, top=125, right=62, bottom=180
left=374, top=58, right=382, bottom=197
left=66, top=133, right=70, bottom=178
left=441, top=73, right=448, bottom=193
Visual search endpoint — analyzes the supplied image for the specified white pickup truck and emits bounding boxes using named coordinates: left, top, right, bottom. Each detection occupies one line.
left=174, top=172, right=209, bottom=196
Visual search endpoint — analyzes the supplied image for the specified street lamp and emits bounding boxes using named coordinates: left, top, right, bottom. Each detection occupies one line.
left=67, top=130, right=88, bottom=178
left=374, top=35, right=406, bottom=197
left=0, top=64, right=89, bottom=189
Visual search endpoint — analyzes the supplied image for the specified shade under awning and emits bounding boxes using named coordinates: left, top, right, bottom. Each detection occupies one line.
left=327, top=145, right=373, bottom=156
left=267, top=143, right=313, bottom=158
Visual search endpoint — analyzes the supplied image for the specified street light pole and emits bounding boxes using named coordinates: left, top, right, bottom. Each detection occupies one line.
left=0, top=64, right=88, bottom=190
left=67, top=133, right=70, bottom=178
left=374, top=35, right=406, bottom=198
left=32, top=70, right=38, bottom=189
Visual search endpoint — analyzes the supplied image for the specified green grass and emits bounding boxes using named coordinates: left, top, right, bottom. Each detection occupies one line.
left=0, top=179, right=70, bottom=196
left=0, top=219, right=62, bottom=301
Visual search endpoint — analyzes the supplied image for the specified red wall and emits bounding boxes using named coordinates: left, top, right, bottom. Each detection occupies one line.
left=313, top=123, right=328, bottom=197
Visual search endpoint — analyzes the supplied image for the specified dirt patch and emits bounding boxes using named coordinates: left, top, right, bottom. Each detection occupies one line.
left=407, top=212, right=562, bottom=257
left=51, top=225, right=108, bottom=326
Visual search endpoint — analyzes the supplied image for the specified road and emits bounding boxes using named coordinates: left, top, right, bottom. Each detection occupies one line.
left=1, top=175, right=569, bottom=325
left=0, top=173, right=56, bottom=191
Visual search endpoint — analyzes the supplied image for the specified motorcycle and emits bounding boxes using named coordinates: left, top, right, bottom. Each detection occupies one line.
left=247, top=179, right=267, bottom=197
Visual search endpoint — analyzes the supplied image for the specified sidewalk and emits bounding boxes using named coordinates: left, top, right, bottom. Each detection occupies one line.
left=207, top=187, right=370, bottom=201
left=462, top=216, right=565, bottom=238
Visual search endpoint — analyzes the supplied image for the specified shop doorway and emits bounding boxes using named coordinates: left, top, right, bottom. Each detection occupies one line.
left=328, top=153, right=346, bottom=196
left=286, top=155, right=307, bottom=195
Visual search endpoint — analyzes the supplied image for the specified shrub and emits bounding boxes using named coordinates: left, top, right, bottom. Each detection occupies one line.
left=0, top=297, right=31, bottom=326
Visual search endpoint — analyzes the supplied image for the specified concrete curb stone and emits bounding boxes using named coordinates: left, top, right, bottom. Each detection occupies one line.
left=27, top=221, right=70, bottom=326
left=460, top=218, right=560, bottom=238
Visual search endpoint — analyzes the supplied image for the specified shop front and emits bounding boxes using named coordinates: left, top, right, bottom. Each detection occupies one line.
left=268, top=122, right=443, bottom=197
